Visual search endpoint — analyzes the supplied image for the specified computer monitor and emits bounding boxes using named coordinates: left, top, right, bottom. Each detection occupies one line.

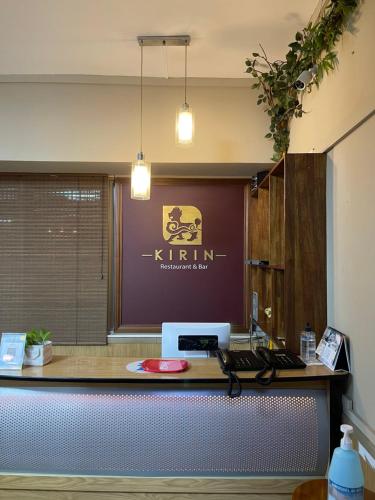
left=161, top=322, right=231, bottom=358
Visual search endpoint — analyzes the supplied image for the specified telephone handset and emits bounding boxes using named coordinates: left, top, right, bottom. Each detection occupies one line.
left=255, top=347, right=273, bottom=366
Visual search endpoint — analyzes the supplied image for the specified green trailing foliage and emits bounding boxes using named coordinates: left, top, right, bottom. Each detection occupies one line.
left=245, top=0, right=358, bottom=161
left=26, top=328, right=52, bottom=348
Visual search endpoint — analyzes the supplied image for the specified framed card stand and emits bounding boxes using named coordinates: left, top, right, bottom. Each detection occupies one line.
left=0, top=333, right=26, bottom=370
left=316, top=326, right=350, bottom=372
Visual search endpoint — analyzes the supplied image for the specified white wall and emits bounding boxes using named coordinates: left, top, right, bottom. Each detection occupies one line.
left=327, top=115, right=375, bottom=431
left=289, top=0, right=375, bottom=436
left=0, top=82, right=273, bottom=165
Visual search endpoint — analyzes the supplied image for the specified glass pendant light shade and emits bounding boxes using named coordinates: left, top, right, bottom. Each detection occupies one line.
left=131, top=39, right=151, bottom=200
left=176, top=102, right=194, bottom=145
left=131, top=152, right=151, bottom=200
left=176, top=39, right=194, bottom=146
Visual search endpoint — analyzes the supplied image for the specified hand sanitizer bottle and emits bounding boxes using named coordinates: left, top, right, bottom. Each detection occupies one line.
left=328, top=424, right=364, bottom=499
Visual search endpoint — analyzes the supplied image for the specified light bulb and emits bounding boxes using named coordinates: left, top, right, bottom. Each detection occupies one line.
left=176, top=103, right=194, bottom=145
left=131, top=153, right=151, bottom=200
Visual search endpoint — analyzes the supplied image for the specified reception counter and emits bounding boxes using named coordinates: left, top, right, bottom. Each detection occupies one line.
left=0, top=356, right=348, bottom=499
left=0, top=354, right=346, bottom=383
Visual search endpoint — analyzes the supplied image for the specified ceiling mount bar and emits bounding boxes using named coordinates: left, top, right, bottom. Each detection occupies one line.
left=137, top=35, right=190, bottom=47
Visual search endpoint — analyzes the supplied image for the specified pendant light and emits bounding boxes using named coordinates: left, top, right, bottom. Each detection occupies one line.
left=176, top=40, right=194, bottom=145
left=131, top=39, right=151, bottom=200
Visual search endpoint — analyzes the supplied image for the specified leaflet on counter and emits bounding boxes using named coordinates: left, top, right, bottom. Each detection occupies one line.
left=316, top=327, right=350, bottom=372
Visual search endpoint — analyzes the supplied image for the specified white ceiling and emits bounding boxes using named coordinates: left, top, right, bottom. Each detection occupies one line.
left=0, top=0, right=319, bottom=79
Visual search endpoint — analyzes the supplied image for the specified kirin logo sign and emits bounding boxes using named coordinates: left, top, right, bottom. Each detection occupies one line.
left=141, top=204, right=226, bottom=266
left=162, top=206, right=202, bottom=245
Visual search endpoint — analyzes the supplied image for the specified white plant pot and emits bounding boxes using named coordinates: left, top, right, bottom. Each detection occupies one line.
left=24, top=341, right=52, bottom=366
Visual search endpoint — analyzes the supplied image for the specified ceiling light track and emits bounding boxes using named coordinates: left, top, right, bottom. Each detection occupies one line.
left=137, top=35, right=190, bottom=47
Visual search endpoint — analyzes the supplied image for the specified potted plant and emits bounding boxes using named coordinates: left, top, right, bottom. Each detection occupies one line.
left=24, top=328, right=53, bottom=366
left=245, top=0, right=358, bottom=161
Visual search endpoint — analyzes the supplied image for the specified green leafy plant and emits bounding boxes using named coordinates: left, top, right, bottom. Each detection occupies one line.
left=245, top=0, right=358, bottom=161
left=25, top=328, right=52, bottom=348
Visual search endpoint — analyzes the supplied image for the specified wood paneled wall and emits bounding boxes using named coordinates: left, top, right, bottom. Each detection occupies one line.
left=53, top=342, right=161, bottom=358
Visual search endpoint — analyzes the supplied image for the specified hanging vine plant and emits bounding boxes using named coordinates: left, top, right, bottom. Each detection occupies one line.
left=246, top=0, right=358, bottom=161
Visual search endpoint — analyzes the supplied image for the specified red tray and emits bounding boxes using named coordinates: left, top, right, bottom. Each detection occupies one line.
left=141, top=359, right=189, bottom=373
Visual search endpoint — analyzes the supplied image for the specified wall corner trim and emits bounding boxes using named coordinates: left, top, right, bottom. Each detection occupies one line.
left=343, top=406, right=375, bottom=447
left=324, top=109, right=375, bottom=153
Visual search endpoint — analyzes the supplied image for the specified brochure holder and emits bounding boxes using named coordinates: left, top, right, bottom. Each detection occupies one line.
left=0, top=333, right=26, bottom=370
left=316, top=327, right=350, bottom=372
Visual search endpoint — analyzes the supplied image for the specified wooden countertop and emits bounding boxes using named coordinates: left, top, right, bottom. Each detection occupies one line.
left=0, top=355, right=348, bottom=383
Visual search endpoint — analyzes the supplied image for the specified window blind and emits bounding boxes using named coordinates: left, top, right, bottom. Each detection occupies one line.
left=0, top=174, right=109, bottom=345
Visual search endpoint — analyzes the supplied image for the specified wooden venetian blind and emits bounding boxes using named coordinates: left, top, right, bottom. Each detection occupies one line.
left=0, top=174, right=109, bottom=345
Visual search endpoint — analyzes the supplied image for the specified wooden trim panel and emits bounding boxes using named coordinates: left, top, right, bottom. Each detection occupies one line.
left=0, top=492, right=294, bottom=499
left=0, top=474, right=318, bottom=494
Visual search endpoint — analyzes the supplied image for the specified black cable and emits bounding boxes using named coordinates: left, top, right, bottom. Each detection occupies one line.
left=224, top=369, right=242, bottom=398
left=255, top=364, right=276, bottom=386
left=184, top=41, right=187, bottom=105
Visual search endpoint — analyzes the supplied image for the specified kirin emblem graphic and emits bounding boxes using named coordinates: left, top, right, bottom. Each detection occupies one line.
left=162, top=206, right=202, bottom=245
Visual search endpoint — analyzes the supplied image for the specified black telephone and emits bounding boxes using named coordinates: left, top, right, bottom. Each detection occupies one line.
left=216, top=348, right=306, bottom=372
left=216, top=348, right=306, bottom=395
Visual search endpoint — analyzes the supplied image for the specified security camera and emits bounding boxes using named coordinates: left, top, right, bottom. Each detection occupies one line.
left=294, top=65, right=318, bottom=90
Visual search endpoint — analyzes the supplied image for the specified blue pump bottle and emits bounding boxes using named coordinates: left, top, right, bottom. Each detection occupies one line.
left=328, top=424, right=364, bottom=499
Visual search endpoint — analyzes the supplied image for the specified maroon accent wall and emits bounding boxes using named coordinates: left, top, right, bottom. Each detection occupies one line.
left=121, top=181, right=246, bottom=327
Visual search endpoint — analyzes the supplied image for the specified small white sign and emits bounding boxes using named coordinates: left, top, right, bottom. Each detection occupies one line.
left=0, top=333, right=26, bottom=370
left=316, top=327, right=350, bottom=372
